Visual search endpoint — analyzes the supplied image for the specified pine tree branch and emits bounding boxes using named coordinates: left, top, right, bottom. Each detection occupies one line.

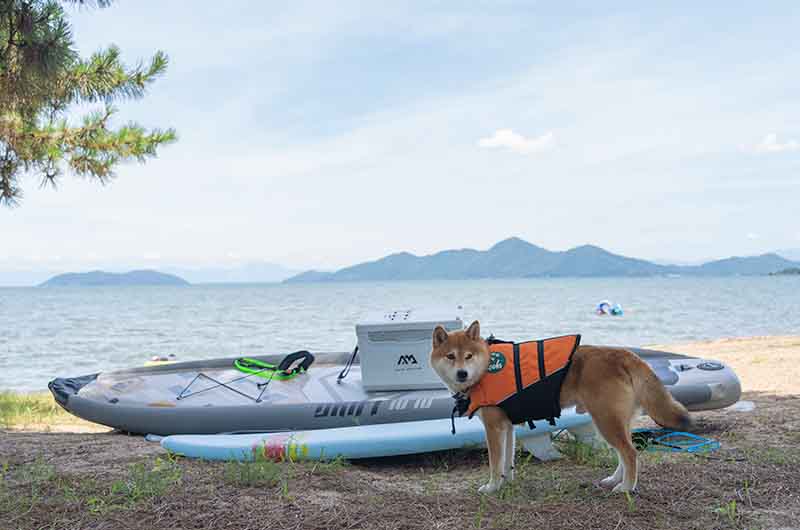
left=62, top=46, right=169, bottom=103
left=20, top=105, right=176, bottom=184
left=0, top=0, right=176, bottom=205
left=61, top=1, right=114, bottom=8
left=0, top=143, right=21, bottom=206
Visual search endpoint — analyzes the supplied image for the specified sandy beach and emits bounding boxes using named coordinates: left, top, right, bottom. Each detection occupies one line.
left=2, top=336, right=799, bottom=530
left=649, top=335, right=800, bottom=395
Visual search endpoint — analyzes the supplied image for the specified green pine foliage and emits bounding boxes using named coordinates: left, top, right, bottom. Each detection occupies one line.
left=0, top=0, right=176, bottom=206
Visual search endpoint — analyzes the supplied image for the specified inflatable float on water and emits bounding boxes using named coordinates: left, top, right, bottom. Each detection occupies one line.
left=49, top=347, right=741, bottom=437
left=596, top=300, right=623, bottom=316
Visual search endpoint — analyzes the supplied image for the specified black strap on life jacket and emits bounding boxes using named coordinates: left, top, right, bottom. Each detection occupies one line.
left=537, top=339, right=557, bottom=427
left=450, top=392, right=470, bottom=435
left=510, top=341, right=537, bottom=430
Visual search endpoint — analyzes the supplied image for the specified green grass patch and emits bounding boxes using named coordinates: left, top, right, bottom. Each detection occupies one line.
left=741, top=446, right=800, bottom=466
left=110, top=456, right=183, bottom=504
left=1, top=460, right=15, bottom=513
left=624, top=491, right=637, bottom=513
left=0, top=391, right=77, bottom=428
left=474, top=494, right=488, bottom=529
left=223, top=453, right=286, bottom=488
left=85, top=455, right=183, bottom=514
left=554, top=437, right=616, bottom=468
left=0, top=457, right=57, bottom=519
left=492, top=447, right=595, bottom=502
left=713, top=499, right=739, bottom=525
left=308, top=455, right=349, bottom=476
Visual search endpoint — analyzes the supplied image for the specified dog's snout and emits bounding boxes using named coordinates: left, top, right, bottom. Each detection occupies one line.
left=456, top=369, right=468, bottom=382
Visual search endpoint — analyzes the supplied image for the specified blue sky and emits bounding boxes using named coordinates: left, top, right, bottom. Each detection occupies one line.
left=2, top=0, right=799, bottom=272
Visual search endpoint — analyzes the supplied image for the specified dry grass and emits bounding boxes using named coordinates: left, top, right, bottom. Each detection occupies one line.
left=0, top=391, right=107, bottom=432
left=1, top=391, right=798, bottom=530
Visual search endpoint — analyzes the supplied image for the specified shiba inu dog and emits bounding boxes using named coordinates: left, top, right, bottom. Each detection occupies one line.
left=430, top=320, right=690, bottom=494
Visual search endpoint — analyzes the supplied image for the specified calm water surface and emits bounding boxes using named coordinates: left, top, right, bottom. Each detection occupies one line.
left=1, top=277, right=798, bottom=392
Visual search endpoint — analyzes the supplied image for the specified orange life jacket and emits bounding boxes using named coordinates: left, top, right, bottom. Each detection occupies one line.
left=465, top=334, right=581, bottom=427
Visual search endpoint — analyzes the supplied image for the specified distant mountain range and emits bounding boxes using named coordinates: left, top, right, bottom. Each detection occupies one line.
left=40, top=270, right=189, bottom=287
left=0, top=261, right=297, bottom=287
left=3, top=243, right=798, bottom=287
left=285, top=238, right=800, bottom=282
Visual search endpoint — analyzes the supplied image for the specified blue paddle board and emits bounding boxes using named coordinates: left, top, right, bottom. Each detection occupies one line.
left=160, top=407, right=593, bottom=461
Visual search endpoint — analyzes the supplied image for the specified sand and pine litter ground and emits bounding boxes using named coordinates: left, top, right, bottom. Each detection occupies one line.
left=1, top=336, right=799, bottom=530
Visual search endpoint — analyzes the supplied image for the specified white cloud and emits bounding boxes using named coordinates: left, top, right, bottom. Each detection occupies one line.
left=746, top=232, right=759, bottom=240
left=477, top=129, right=555, bottom=155
left=754, top=133, right=800, bottom=154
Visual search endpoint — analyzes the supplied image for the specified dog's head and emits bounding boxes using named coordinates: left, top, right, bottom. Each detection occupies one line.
left=429, top=320, right=489, bottom=394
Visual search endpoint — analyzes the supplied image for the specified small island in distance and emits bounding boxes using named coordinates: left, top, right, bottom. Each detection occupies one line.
left=39, top=270, right=189, bottom=287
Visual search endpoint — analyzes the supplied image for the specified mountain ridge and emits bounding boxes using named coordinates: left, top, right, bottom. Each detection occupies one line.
left=39, top=270, right=189, bottom=287
left=284, top=238, right=799, bottom=282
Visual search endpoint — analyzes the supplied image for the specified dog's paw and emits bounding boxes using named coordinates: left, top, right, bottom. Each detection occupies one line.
left=599, top=476, right=622, bottom=489
left=478, top=481, right=503, bottom=494
left=611, top=482, right=637, bottom=494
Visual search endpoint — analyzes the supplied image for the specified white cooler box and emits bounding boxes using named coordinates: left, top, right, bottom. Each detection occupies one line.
left=356, top=309, right=464, bottom=391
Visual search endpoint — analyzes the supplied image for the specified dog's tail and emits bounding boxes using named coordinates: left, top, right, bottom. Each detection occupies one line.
left=628, top=355, right=691, bottom=430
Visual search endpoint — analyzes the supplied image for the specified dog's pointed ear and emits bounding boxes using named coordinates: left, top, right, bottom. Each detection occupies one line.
left=432, top=325, right=449, bottom=348
left=465, top=320, right=481, bottom=341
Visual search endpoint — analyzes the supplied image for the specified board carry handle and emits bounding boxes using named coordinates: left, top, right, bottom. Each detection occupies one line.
left=234, top=352, right=313, bottom=381
left=277, top=350, right=315, bottom=376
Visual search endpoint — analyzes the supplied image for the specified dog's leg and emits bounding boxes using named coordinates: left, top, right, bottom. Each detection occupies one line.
left=596, top=422, right=637, bottom=492
left=586, top=404, right=638, bottom=493
left=599, top=452, right=624, bottom=489
left=478, top=407, right=509, bottom=494
left=602, top=415, right=639, bottom=490
left=503, top=421, right=515, bottom=481
left=611, top=439, right=638, bottom=493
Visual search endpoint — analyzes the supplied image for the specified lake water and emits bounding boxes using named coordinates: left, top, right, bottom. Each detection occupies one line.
left=1, top=277, right=798, bottom=392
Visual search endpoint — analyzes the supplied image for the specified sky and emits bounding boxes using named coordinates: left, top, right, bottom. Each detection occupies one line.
left=2, top=0, right=799, bottom=274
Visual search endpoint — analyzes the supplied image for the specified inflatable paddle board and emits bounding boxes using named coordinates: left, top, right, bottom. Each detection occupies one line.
left=49, top=347, right=741, bottom=436
left=160, top=409, right=592, bottom=461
